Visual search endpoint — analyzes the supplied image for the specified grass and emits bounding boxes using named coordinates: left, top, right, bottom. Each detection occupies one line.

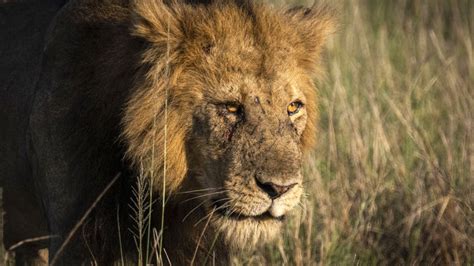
left=241, top=0, right=473, bottom=264
left=1, top=0, right=472, bottom=265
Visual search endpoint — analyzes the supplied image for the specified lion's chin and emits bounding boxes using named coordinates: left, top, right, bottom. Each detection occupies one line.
left=210, top=209, right=283, bottom=250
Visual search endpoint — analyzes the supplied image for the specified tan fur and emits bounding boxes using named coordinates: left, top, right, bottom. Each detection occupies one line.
left=123, top=0, right=336, bottom=192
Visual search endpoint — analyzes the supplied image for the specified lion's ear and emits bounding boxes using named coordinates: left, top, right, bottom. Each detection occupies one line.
left=132, top=0, right=184, bottom=47
left=286, top=4, right=338, bottom=71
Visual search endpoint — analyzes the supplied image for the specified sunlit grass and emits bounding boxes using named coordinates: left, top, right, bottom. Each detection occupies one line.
left=246, top=0, right=473, bottom=264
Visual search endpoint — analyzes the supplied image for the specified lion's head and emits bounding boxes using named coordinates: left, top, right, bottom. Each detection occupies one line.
left=122, top=0, right=335, bottom=251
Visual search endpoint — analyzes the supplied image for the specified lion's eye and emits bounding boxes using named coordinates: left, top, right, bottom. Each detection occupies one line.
left=287, top=101, right=303, bottom=116
left=226, top=104, right=240, bottom=114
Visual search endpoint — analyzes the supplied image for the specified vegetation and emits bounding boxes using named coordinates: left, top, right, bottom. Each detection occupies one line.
left=2, top=0, right=472, bottom=265
left=243, top=0, right=473, bottom=264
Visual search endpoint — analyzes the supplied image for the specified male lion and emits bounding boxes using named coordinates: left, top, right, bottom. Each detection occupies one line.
left=0, top=0, right=335, bottom=264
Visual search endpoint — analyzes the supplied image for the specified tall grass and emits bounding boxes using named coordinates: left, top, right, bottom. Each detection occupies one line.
left=243, top=0, right=473, bottom=264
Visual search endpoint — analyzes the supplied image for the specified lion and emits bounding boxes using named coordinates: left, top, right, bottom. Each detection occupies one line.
left=0, top=0, right=335, bottom=264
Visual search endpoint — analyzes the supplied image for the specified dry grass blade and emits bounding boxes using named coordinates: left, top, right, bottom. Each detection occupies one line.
left=50, top=173, right=121, bottom=266
left=7, top=236, right=56, bottom=252
left=191, top=206, right=216, bottom=266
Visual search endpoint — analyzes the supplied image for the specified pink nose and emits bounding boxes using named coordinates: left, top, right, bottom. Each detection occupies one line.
left=256, top=180, right=297, bottom=199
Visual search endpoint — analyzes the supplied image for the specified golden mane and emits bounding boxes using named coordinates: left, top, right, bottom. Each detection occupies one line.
left=122, top=0, right=336, bottom=193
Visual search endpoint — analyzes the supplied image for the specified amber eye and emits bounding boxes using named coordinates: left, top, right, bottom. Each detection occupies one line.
left=225, top=103, right=242, bottom=114
left=287, top=101, right=303, bottom=116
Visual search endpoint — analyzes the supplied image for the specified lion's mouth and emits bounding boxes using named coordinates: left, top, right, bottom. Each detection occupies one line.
left=210, top=198, right=286, bottom=222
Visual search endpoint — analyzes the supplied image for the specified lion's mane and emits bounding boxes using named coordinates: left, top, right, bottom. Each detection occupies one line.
left=123, top=0, right=336, bottom=193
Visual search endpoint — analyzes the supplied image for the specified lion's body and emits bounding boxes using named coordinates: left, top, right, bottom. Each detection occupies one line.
left=0, top=2, right=66, bottom=263
left=1, top=1, right=139, bottom=263
left=0, top=0, right=335, bottom=264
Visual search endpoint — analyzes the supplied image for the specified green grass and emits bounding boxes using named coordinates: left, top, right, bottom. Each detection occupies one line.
left=242, top=0, right=473, bottom=264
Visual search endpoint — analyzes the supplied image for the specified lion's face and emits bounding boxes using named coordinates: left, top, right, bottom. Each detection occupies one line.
left=186, top=66, right=309, bottom=246
left=124, top=0, right=335, bottom=251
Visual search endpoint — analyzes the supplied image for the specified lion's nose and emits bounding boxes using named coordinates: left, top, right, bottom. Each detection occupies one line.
left=256, top=179, right=297, bottom=199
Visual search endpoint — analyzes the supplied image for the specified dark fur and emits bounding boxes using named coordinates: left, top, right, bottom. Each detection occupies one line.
left=1, top=1, right=141, bottom=264
left=0, top=1, right=67, bottom=264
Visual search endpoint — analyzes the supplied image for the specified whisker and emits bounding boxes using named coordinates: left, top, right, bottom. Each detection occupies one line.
left=212, top=199, right=234, bottom=213
left=183, top=197, right=230, bottom=222
left=181, top=190, right=227, bottom=204
left=222, top=195, right=243, bottom=219
left=182, top=200, right=207, bottom=222
left=193, top=200, right=235, bottom=227
left=176, top=187, right=225, bottom=195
